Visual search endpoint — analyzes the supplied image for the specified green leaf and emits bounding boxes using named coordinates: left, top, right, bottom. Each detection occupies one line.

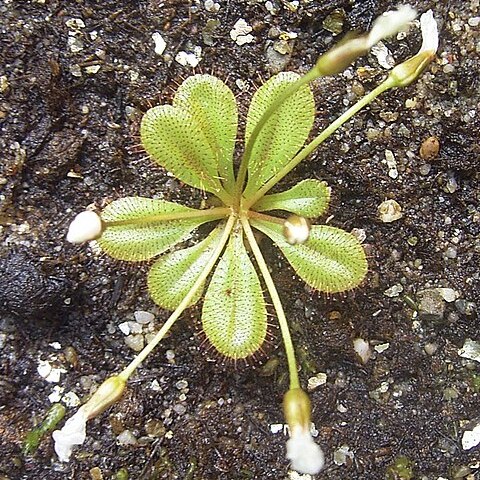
left=173, top=75, right=238, bottom=193
left=141, top=104, right=222, bottom=195
left=253, top=179, right=331, bottom=217
left=202, top=226, right=267, bottom=359
left=148, top=226, right=224, bottom=310
left=244, top=72, right=315, bottom=197
left=98, top=197, right=209, bottom=261
left=141, top=74, right=238, bottom=197
left=251, top=219, right=367, bottom=293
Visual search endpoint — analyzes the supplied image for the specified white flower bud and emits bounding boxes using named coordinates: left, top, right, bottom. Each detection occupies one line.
left=286, top=425, right=325, bottom=475
left=283, top=388, right=325, bottom=475
left=66, top=210, right=103, bottom=244
left=52, top=406, right=87, bottom=462
left=314, top=5, right=417, bottom=77
left=419, top=10, right=438, bottom=54
left=385, top=9, right=439, bottom=88
left=367, top=5, right=417, bottom=47
left=52, top=376, right=126, bottom=462
left=283, top=215, right=310, bottom=245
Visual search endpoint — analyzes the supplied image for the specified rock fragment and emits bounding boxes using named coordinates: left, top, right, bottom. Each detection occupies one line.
left=417, top=289, right=446, bottom=322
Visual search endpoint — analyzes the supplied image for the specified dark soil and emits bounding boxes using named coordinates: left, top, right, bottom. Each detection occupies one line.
left=1, top=1, right=479, bottom=479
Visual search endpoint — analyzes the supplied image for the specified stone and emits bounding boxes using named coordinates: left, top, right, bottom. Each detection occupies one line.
left=417, top=289, right=446, bottom=322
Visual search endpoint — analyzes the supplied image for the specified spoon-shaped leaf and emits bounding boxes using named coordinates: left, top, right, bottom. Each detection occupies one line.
left=99, top=197, right=210, bottom=261
left=148, top=225, right=224, bottom=310
left=253, top=179, right=331, bottom=217
left=141, top=105, right=223, bottom=196
left=251, top=220, right=367, bottom=293
left=244, top=72, right=314, bottom=197
left=173, top=75, right=238, bottom=193
left=202, top=225, right=267, bottom=359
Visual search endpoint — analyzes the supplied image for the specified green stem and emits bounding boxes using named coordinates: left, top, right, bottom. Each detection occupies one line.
left=247, top=210, right=285, bottom=226
left=241, top=218, right=300, bottom=390
left=105, top=207, right=231, bottom=228
left=245, top=76, right=396, bottom=210
left=119, top=215, right=236, bottom=381
left=233, top=69, right=319, bottom=210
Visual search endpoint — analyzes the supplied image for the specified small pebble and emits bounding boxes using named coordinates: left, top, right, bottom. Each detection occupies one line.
left=468, top=17, right=480, bottom=27
left=462, top=423, right=480, bottom=450
left=419, top=136, right=440, bottom=160
left=204, top=0, right=220, bottom=12
left=458, top=338, right=480, bottom=363
left=0, top=75, right=9, bottom=93
left=67, top=36, right=84, bottom=53
left=145, top=419, right=166, bottom=437
left=455, top=299, right=475, bottom=315
left=66, top=18, right=86, bottom=30
left=351, top=228, right=366, bottom=243
left=230, top=19, right=254, bottom=45
left=173, top=404, right=187, bottom=415
left=417, top=289, right=446, bottom=322
left=175, top=380, right=188, bottom=390
left=424, top=343, right=438, bottom=356
left=89, top=467, right=103, bottom=480
left=333, top=445, right=354, bottom=466
left=134, top=310, right=154, bottom=324
left=270, top=423, right=284, bottom=434
left=124, top=334, right=144, bottom=352
left=85, top=65, right=101, bottom=74
left=384, top=149, right=398, bottom=179
left=353, top=338, right=372, bottom=364
left=265, top=1, right=277, bottom=14
left=117, top=430, right=138, bottom=446
left=175, top=47, right=202, bottom=67
left=419, top=164, right=431, bottom=175
left=436, top=288, right=459, bottom=302
left=384, top=284, right=403, bottom=297
left=307, top=373, right=328, bottom=391
left=118, top=322, right=131, bottom=335
left=378, top=199, right=403, bottom=223
left=152, top=32, right=167, bottom=55
left=445, top=246, right=458, bottom=259
left=374, top=343, right=390, bottom=353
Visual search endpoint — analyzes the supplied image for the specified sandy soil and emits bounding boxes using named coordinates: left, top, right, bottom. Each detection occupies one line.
left=1, top=0, right=479, bottom=479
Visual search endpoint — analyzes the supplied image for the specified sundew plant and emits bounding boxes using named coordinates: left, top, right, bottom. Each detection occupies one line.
left=57, top=7, right=438, bottom=475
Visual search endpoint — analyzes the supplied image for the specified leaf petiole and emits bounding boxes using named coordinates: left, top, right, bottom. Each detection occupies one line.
left=247, top=210, right=285, bottom=225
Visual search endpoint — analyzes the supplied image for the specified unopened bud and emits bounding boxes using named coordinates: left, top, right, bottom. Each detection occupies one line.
left=83, top=375, right=126, bottom=420
left=66, top=210, right=104, bottom=244
left=387, top=10, right=438, bottom=88
left=283, top=388, right=324, bottom=475
left=283, top=388, right=311, bottom=430
left=313, top=5, right=416, bottom=78
left=388, top=50, right=435, bottom=88
left=314, top=37, right=368, bottom=76
left=283, top=215, right=310, bottom=245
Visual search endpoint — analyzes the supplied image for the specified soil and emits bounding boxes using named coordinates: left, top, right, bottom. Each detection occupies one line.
left=1, top=0, right=479, bottom=479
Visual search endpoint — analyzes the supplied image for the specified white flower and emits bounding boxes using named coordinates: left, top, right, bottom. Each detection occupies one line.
left=419, top=10, right=438, bottom=54
left=387, top=8, right=439, bottom=88
left=286, top=426, right=325, bottom=475
left=52, top=406, right=87, bottom=462
left=368, top=5, right=417, bottom=47
left=66, top=210, right=103, bottom=243
left=283, top=215, right=311, bottom=245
